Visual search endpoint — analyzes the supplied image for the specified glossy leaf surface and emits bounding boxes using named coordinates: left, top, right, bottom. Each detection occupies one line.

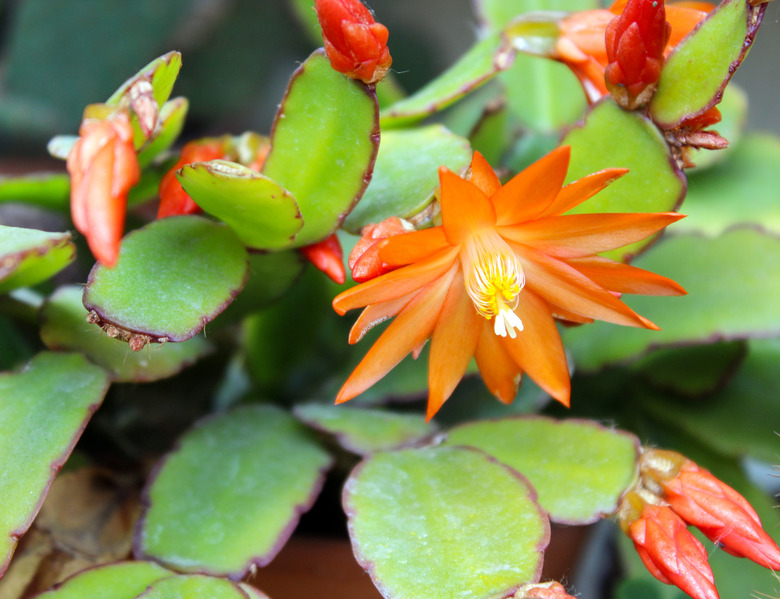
left=561, top=100, right=685, bottom=260
left=262, top=50, right=379, bottom=247
left=380, top=33, right=515, bottom=128
left=0, top=226, right=74, bottom=294
left=342, top=126, right=472, bottom=233
left=649, top=0, right=761, bottom=128
left=564, top=229, right=780, bottom=370
left=40, top=286, right=212, bottom=382
left=178, top=160, right=302, bottom=250
left=345, top=446, right=549, bottom=599
left=84, top=216, right=248, bottom=343
left=445, top=417, right=639, bottom=523
left=0, top=352, right=110, bottom=576
left=294, top=403, right=434, bottom=456
left=35, top=561, right=174, bottom=599
left=137, top=405, right=332, bottom=577
left=677, top=134, right=780, bottom=236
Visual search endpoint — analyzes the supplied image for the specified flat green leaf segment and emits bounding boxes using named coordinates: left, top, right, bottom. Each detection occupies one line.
left=650, top=0, right=754, bottom=127
left=84, top=216, right=249, bottom=342
left=140, top=574, right=251, bottom=599
left=107, top=51, right=182, bottom=109
left=137, top=405, right=332, bottom=577
left=564, top=229, right=780, bottom=371
left=380, top=33, right=516, bottom=128
left=35, top=561, right=174, bottom=599
left=342, top=126, right=472, bottom=233
left=137, top=97, right=188, bottom=169
left=642, top=338, right=780, bottom=465
left=562, top=100, right=685, bottom=260
left=262, top=50, right=379, bottom=247
left=0, top=352, right=110, bottom=576
left=345, top=446, right=549, bottom=599
left=0, top=173, right=70, bottom=210
left=178, top=160, right=302, bottom=250
left=677, top=134, right=780, bottom=236
left=0, top=225, right=74, bottom=294
left=41, top=286, right=212, bottom=382
left=294, top=404, right=434, bottom=456
left=444, top=417, right=639, bottom=523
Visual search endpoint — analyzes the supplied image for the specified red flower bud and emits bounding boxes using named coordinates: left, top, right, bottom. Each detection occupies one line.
left=158, top=140, right=227, bottom=218
left=67, top=111, right=140, bottom=267
left=315, top=0, right=392, bottom=84
left=662, top=460, right=780, bottom=571
left=605, top=0, right=671, bottom=109
left=299, top=233, right=346, bottom=285
left=514, top=581, right=577, bottom=599
left=629, top=502, right=719, bottom=599
left=348, top=217, right=414, bottom=282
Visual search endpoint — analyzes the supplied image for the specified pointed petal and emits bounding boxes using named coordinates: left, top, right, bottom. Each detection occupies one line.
left=501, top=291, right=571, bottom=407
left=439, top=167, right=496, bottom=245
left=513, top=242, right=659, bottom=329
left=427, top=269, right=482, bottom=419
left=568, top=256, right=686, bottom=296
left=348, top=292, right=415, bottom=344
left=491, top=146, right=570, bottom=226
left=336, top=266, right=456, bottom=404
left=469, top=151, right=502, bottom=196
left=84, top=143, right=124, bottom=266
left=549, top=305, right=594, bottom=324
left=475, top=321, right=523, bottom=404
left=498, top=212, right=684, bottom=259
left=538, top=168, right=628, bottom=217
left=666, top=4, right=713, bottom=46
left=378, top=227, right=449, bottom=266
left=333, top=246, right=459, bottom=315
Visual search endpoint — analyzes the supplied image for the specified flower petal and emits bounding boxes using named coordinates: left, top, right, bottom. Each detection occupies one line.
left=335, top=266, right=456, bottom=404
left=348, top=292, right=415, bottom=344
left=84, top=142, right=125, bottom=266
left=427, top=269, right=483, bottom=419
left=475, top=321, right=523, bottom=404
left=491, top=146, right=570, bottom=225
left=537, top=168, right=628, bottom=217
left=568, top=256, right=686, bottom=296
left=513, top=242, right=658, bottom=329
left=439, top=166, right=496, bottom=244
left=333, top=246, right=459, bottom=315
left=501, top=290, right=571, bottom=407
left=468, top=151, right=502, bottom=196
left=499, top=212, right=684, bottom=259
left=378, top=227, right=449, bottom=266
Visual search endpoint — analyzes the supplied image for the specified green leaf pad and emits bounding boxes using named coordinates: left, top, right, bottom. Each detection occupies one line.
left=83, top=215, right=249, bottom=343
left=563, top=228, right=780, bottom=370
left=35, top=561, right=174, bottom=599
left=136, top=405, right=332, bottom=577
left=345, top=446, right=549, bottom=599
left=178, top=160, right=303, bottom=250
left=139, top=574, right=251, bottom=599
left=0, top=225, right=75, bottom=294
left=561, top=99, right=686, bottom=260
left=0, top=173, right=70, bottom=210
left=294, top=403, right=435, bottom=455
left=444, top=417, right=639, bottom=523
left=649, top=0, right=765, bottom=128
left=0, top=352, right=110, bottom=576
left=262, top=50, right=379, bottom=247
left=342, top=125, right=472, bottom=233
left=41, top=286, right=212, bottom=382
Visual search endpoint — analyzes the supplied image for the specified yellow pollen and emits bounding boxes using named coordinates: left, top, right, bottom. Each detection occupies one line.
left=461, top=230, right=525, bottom=338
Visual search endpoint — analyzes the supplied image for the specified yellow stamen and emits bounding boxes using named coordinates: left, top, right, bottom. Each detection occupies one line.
left=461, top=230, right=525, bottom=338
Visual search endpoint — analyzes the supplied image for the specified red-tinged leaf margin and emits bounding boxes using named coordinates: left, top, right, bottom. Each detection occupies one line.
left=343, top=446, right=551, bottom=599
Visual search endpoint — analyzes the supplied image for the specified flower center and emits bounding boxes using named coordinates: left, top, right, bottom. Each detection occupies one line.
left=461, top=230, right=525, bottom=338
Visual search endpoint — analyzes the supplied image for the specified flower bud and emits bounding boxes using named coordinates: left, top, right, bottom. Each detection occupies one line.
left=604, top=0, right=671, bottom=109
left=300, top=233, right=346, bottom=284
left=513, top=581, right=577, bottom=599
left=348, top=217, right=414, bottom=282
left=315, top=0, right=392, bottom=84
left=67, top=110, right=140, bottom=266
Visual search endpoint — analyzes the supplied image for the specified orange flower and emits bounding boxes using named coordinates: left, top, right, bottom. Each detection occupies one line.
left=555, top=0, right=712, bottom=103
left=333, top=148, right=685, bottom=419
left=158, top=139, right=228, bottom=218
left=348, top=216, right=414, bottom=282
left=315, top=0, right=392, bottom=84
left=299, top=233, right=346, bottom=284
left=67, top=110, right=140, bottom=267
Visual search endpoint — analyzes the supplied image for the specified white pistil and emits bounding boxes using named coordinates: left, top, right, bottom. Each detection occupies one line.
left=494, top=308, right=524, bottom=339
